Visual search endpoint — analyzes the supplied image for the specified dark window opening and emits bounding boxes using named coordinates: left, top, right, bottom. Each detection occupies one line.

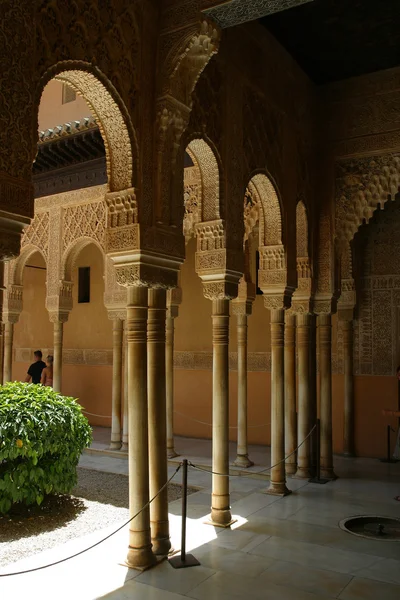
left=78, top=267, right=90, bottom=303
left=256, top=251, right=263, bottom=295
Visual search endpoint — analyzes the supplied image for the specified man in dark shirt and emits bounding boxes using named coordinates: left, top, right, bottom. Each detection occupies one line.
left=25, top=350, right=46, bottom=385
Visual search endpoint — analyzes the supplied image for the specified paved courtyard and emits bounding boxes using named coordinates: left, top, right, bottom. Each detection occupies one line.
left=0, top=435, right=399, bottom=600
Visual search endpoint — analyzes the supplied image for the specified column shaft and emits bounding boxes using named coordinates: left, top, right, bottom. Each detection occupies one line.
left=53, top=321, right=63, bottom=392
left=166, top=312, right=178, bottom=458
left=126, top=286, right=155, bottom=569
left=343, top=320, right=355, bottom=456
left=148, top=288, right=170, bottom=555
left=121, top=328, right=129, bottom=452
left=3, top=322, right=14, bottom=383
left=234, top=314, right=253, bottom=468
left=211, top=298, right=232, bottom=525
left=110, top=319, right=123, bottom=449
left=284, top=313, right=297, bottom=475
left=318, top=314, right=336, bottom=479
left=267, top=309, right=290, bottom=495
left=295, top=313, right=312, bottom=478
left=309, top=315, right=318, bottom=473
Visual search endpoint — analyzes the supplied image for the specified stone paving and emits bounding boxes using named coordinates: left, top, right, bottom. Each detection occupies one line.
left=0, top=434, right=399, bottom=600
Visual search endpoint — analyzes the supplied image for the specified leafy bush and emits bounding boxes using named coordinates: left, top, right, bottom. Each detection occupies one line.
left=0, top=382, right=92, bottom=514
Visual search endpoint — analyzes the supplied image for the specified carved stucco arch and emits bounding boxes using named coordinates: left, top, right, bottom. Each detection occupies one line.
left=12, top=245, right=47, bottom=287
left=36, top=62, right=138, bottom=193
left=62, top=237, right=105, bottom=282
left=336, top=153, right=400, bottom=249
left=249, top=172, right=283, bottom=248
left=186, top=137, right=221, bottom=223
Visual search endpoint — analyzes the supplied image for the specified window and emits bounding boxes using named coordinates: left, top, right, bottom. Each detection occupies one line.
left=78, top=267, right=90, bottom=303
left=62, top=83, right=76, bottom=104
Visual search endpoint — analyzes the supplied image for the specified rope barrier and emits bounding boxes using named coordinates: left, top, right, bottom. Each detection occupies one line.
left=82, top=410, right=112, bottom=419
left=174, top=410, right=270, bottom=430
left=188, top=423, right=317, bottom=478
left=0, top=464, right=182, bottom=578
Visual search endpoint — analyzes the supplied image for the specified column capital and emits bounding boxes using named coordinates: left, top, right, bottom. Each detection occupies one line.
left=46, top=280, right=73, bottom=323
left=107, top=309, right=126, bottom=321
left=2, top=283, right=23, bottom=324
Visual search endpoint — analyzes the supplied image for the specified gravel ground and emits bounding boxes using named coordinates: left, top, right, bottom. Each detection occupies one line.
left=0, top=467, right=197, bottom=568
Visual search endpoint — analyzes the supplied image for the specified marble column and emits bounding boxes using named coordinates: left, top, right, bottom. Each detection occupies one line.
left=318, top=314, right=336, bottom=479
left=110, top=318, right=123, bottom=450
left=166, top=307, right=179, bottom=459
left=267, top=309, right=290, bottom=495
left=126, top=286, right=155, bottom=570
left=121, top=328, right=129, bottom=452
left=234, top=312, right=253, bottom=468
left=148, top=288, right=170, bottom=555
left=211, top=298, right=233, bottom=526
left=3, top=321, right=14, bottom=383
left=342, top=319, right=355, bottom=457
left=309, top=315, right=318, bottom=473
left=284, top=312, right=297, bottom=475
left=53, top=320, right=64, bottom=393
left=295, top=313, right=312, bottom=478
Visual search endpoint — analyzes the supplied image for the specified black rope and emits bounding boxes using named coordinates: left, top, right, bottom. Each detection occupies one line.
left=0, top=464, right=182, bottom=578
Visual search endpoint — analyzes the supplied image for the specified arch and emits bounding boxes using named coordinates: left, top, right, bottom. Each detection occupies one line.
left=248, top=172, right=283, bottom=247
left=62, top=237, right=105, bottom=282
left=186, top=138, right=220, bottom=222
left=36, top=62, right=138, bottom=193
left=296, top=199, right=309, bottom=259
left=183, top=148, right=203, bottom=241
left=13, top=245, right=47, bottom=287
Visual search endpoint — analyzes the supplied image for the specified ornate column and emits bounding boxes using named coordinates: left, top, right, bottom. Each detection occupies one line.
left=295, top=312, right=312, bottom=478
left=51, top=319, right=64, bottom=393
left=211, top=297, right=232, bottom=524
left=121, top=325, right=129, bottom=452
left=284, top=312, right=297, bottom=475
left=109, top=316, right=124, bottom=450
left=342, top=318, right=354, bottom=457
left=126, top=286, right=155, bottom=569
left=47, top=280, right=73, bottom=393
left=309, top=315, right=318, bottom=472
left=148, top=287, right=170, bottom=555
left=3, top=321, right=14, bottom=383
left=166, top=287, right=182, bottom=459
left=232, top=288, right=254, bottom=468
left=318, top=313, right=337, bottom=479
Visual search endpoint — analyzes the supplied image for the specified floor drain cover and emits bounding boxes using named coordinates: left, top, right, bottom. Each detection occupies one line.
left=339, top=516, right=400, bottom=541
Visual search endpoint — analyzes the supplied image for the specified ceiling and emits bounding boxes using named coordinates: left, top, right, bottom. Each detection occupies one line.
left=260, top=0, right=400, bottom=84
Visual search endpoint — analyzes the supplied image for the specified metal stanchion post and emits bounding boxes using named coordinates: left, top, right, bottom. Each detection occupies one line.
left=309, top=420, right=329, bottom=484
left=169, top=460, right=200, bottom=569
left=380, top=425, right=399, bottom=463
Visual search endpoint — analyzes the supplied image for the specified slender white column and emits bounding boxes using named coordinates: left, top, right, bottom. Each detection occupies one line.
left=234, top=313, right=253, bottom=468
left=166, top=309, right=179, bottom=458
left=284, top=313, right=297, bottom=475
left=53, top=320, right=64, bottom=392
left=211, top=298, right=232, bottom=526
left=309, top=315, right=317, bottom=473
left=121, top=326, right=129, bottom=452
left=318, top=314, right=336, bottom=479
left=148, top=288, right=170, bottom=555
left=342, top=320, right=355, bottom=457
left=295, top=313, right=312, bottom=478
left=126, top=286, right=155, bottom=569
left=110, top=318, right=123, bottom=450
left=267, top=309, right=290, bottom=495
left=3, top=321, right=14, bottom=383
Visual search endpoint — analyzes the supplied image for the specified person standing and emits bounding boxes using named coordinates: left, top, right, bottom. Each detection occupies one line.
left=25, top=350, right=46, bottom=385
left=41, top=355, right=54, bottom=388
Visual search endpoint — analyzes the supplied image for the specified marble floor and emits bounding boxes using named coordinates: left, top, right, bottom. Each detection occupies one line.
left=0, top=437, right=399, bottom=600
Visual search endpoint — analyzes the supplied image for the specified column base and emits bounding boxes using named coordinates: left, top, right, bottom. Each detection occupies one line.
left=342, top=451, right=355, bottom=458
left=285, top=462, right=297, bottom=475
left=293, top=466, right=312, bottom=479
left=264, top=482, right=292, bottom=497
left=167, top=448, right=180, bottom=459
left=151, top=524, right=172, bottom=556
left=233, top=454, right=254, bottom=468
left=109, top=441, right=122, bottom=451
left=120, top=443, right=128, bottom=452
left=126, top=545, right=157, bottom=571
left=320, top=468, right=338, bottom=480
left=207, top=506, right=234, bottom=528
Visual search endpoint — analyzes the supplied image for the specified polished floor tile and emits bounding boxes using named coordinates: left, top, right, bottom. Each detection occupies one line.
left=193, top=544, right=275, bottom=577
left=338, top=576, right=400, bottom=600
left=135, top=559, right=215, bottom=595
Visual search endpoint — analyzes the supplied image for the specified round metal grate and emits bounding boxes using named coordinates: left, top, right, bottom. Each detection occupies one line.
left=339, top=515, right=400, bottom=541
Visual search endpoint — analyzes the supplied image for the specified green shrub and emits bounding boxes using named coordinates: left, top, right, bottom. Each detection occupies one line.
left=0, top=382, right=92, bottom=514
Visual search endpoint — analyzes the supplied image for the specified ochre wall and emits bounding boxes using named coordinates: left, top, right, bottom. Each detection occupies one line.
left=38, top=80, right=91, bottom=131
